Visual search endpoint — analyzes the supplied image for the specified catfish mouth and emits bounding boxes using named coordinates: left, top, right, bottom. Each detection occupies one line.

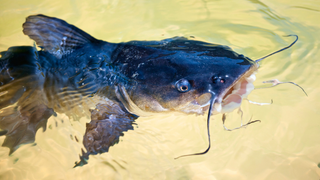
left=195, top=64, right=258, bottom=114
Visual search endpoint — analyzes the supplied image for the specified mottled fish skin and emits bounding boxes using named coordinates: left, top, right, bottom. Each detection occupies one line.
left=0, top=15, right=256, bottom=165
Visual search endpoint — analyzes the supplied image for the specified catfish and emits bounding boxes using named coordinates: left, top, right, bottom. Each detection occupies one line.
left=0, top=15, right=300, bottom=166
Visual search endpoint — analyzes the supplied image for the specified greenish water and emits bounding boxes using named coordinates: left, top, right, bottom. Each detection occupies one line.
left=0, top=0, right=320, bottom=179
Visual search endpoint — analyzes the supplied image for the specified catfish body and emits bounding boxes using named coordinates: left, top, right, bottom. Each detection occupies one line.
left=0, top=15, right=258, bottom=165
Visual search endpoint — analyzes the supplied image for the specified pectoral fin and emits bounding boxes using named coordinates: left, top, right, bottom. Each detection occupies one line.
left=75, top=101, right=138, bottom=167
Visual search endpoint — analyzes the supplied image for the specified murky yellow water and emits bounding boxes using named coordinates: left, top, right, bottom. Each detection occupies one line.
left=1, top=0, right=320, bottom=179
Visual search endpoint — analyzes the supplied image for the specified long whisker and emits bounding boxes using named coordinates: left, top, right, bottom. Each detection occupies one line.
left=255, top=79, right=308, bottom=96
left=175, top=92, right=215, bottom=159
left=255, top=35, right=298, bottom=63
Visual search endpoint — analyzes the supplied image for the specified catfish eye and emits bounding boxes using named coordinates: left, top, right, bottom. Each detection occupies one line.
left=175, top=79, right=191, bottom=92
left=212, top=76, right=218, bottom=84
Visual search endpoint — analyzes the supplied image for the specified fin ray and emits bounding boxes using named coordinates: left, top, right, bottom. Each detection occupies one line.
left=23, top=14, right=98, bottom=58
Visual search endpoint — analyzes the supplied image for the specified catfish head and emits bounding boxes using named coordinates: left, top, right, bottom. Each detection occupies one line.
left=113, top=36, right=298, bottom=158
left=115, top=37, right=259, bottom=116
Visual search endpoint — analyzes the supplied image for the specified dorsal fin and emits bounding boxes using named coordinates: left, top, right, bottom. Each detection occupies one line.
left=23, top=14, right=99, bottom=58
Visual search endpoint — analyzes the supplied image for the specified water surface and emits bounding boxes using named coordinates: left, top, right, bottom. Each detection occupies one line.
left=0, top=0, right=320, bottom=179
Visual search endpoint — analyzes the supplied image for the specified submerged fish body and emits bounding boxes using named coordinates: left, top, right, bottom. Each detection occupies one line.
left=0, top=15, right=265, bottom=165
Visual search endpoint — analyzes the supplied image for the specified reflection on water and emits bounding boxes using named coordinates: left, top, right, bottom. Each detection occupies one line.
left=1, top=0, right=320, bottom=179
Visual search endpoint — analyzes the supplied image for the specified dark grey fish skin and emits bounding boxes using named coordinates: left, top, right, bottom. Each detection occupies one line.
left=0, top=15, right=256, bottom=165
left=76, top=101, right=137, bottom=167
